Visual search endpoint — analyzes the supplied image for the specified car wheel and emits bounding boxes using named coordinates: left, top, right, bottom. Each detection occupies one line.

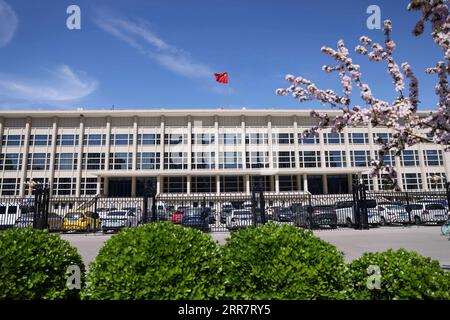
left=346, top=218, right=352, bottom=228
left=414, top=216, right=421, bottom=225
left=86, top=225, right=91, bottom=233
left=380, top=217, right=387, bottom=226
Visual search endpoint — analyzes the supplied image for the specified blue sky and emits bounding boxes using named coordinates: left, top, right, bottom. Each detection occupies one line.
left=0, top=0, right=444, bottom=110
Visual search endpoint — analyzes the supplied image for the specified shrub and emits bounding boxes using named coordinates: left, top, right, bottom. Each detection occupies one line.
left=82, top=222, right=224, bottom=299
left=0, top=228, right=85, bottom=299
left=347, top=249, right=450, bottom=300
left=221, top=223, right=350, bottom=299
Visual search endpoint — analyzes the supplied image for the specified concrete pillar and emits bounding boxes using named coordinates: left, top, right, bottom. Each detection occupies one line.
left=245, top=175, right=250, bottom=195
left=105, top=116, right=111, bottom=171
left=216, top=175, right=220, bottom=194
left=241, top=115, right=246, bottom=169
left=0, top=117, right=4, bottom=158
left=322, top=174, right=328, bottom=194
left=267, top=116, right=274, bottom=170
left=297, top=174, right=302, bottom=191
left=214, top=115, right=219, bottom=171
left=160, top=116, right=165, bottom=170
left=187, top=116, right=192, bottom=170
left=270, top=175, right=275, bottom=192
left=104, top=177, right=109, bottom=196
left=187, top=175, right=191, bottom=194
left=131, top=176, right=137, bottom=197
left=48, top=117, right=58, bottom=195
left=75, top=117, right=85, bottom=197
left=157, top=176, right=162, bottom=194
left=348, top=173, right=354, bottom=193
left=96, top=177, right=102, bottom=195
left=275, top=175, right=280, bottom=193
left=132, top=116, right=138, bottom=171
left=417, top=145, right=428, bottom=191
left=293, top=116, right=300, bottom=169
left=303, top=174, right=309, bottom=192
left=395, top=154, right=404, bottom=190
left=19, top=117, right=31, bottom=197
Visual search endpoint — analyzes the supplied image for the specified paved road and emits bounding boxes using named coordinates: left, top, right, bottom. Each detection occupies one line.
left=61, top=226, right=450, bottom=269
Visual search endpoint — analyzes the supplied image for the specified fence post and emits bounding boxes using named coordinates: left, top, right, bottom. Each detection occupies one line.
left=259, top=189, right=266, bottom=225
left=33, top=186, right=41, bottom=229
left=405, top=191, right=412, bottom=225
left=446, top=182, right=450, bottom=215
left=42, top=186, right=50, bottom=230
left=93, top=196, right=98, bottom=233
left=352, top=183, right=359, bottom=229
left=307, top=193, right=313, bottom=230
left=359, top=183, right=369, bottom=230
left=142, top=195, right=148, bottom=225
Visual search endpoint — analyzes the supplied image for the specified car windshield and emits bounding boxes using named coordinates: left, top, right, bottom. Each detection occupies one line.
left=384, top=205, right=403, bottom=210
left=425, top=204, right=445, bottom=210
left=234, top=210, right=252, bottom=216
left=184, top=208, right=204, bottom=216
left=335, top=201, right=353, bottom=209
left=407, top=204, right=424, bottom=210
left=107, top=211, right=128, bottom=217
left=66, top=212, right=82, bottom=219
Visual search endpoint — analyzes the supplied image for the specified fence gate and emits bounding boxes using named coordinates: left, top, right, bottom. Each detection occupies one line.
left=33, top=185, right=50, bottom=230
left=353, top=182, right=369, bottom=230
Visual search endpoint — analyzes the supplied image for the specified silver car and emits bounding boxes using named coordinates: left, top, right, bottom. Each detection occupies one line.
left=226, top=209, right=254, bottom=230
left=101, top=210, right=138, bottom=233
left=407, top=203, right=448, bottom=225
left=378, top=204, right=410, bottom=225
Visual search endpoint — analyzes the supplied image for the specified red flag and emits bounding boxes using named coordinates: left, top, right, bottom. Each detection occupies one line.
left=214, top=72, right=228, bottom=84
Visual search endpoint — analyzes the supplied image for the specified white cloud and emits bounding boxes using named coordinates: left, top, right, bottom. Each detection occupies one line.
left=0, top=65, right=98, bottom=106
left=0, top=0, right=18, bottom=47
left=94, top=12, right=214, bottom=80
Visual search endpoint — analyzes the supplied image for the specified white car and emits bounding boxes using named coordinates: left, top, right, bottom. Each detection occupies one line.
left=101, top=210, right=138, bottom=233
left=226, top=209, right=254, bottom=230
left=334, top=200, right=380, bottom=227
left=0, top=203, right=29, bottom=230
left=377, top=204, right=410, bottom=225
left=407, top=202, right=448, bottom=225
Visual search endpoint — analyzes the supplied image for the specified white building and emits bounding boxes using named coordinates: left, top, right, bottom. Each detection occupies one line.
left=0, top=109, right=448, bottom=197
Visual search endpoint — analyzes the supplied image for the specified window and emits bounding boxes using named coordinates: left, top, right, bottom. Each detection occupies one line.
left=402, top=173, right=422, bottom=190
left=29, top=134, right=52, bottom=146
left=249, top=176, right=272, bottom=192
left=423, top=150, right=443, bottom=166
left=0, top=178, right=20, bottom=196
left=52, top=178, right=76, bottom=196
left=348, top=133, right=368, bottom=144
left=246, top=152, right=269, bottom=169
left=192, top=152, right=215, bottom=169
left=272, top=133, right=294, bottom=144
left=245, top=133, right=268, bottom=145
left=80, top=178, right=100, bottom=195
left=57, top=134, right=79, bottom=146
left=138, top=134, right=161, bottom=145
left=220, top=176, right=244, bottom=193
left=299, top=151, right=321, bottom=168
left=279, top=175, right=298, bottom=192
left=82, top=153, right=105, bottom=170
left=163, top=177, right=187, bottom=193
left=27, top=153, right=50, bottom=170
left=401, top=150, right=419, bottom=166
left=83, top=134, right=106, bottom=146
left=54, top=153, right=78, bottom=170
left=350, top=150, right=370, bottom=167
left=2, top=135, right=24, bottom=146
left=298, top=132, right=319, bottom=144
left=325, top=151, right=347, bottom=167
left=0, top=153, right=22, bottom=171
left=273, top=151, right=296, bottom=168
left=109, top=153, right=133, bottom=170
left=192, top=133, right=215, bottom=145
left=164, top=152, right=187, bottom=170
left=24, top=178, right=49, bottom=196
left=324, top=132, right=344, bottom=144
left=351, top=174, right=374, bottom=191
left=375, top=150, right=396, bottom=167
left=191, top=176, right=216, bottom=193
left=164, top=134, right=186, bottom=145
left=219, top=152, right=242, bottom=169
left=426, top=172, right=447, bottom=190
left=220, top=133, right=241, bottom=145
left=111, top=134, right=133, bottom=145
left=137, top=152, right=160, bottom=170
left=372, top=132, right=392, bottom=144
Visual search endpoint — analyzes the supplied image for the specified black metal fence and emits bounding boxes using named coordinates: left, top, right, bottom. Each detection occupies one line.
left=1, top=183, right=449, bottom=233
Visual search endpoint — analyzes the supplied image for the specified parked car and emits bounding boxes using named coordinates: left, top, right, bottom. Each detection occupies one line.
left=416, top=199, right=449, bottom=212
left=334, top=200, right=380, bottom=227
left=157, top=209, right=170, bottom=221
left=61, top=210, right=101, bottom=232
left=102, top=210, right=138, bottom=233
left=226, top=209, right=254, bottom=230
left=14, top=212, right=63, bottom=231
left=273, top=207, right=294, bottom=222
left=295, top=205, right=338, bottom=229
left=377, top=204, right=410, bottom=225
left=122, top=206, right=142, bottom=222
left=181, top=207, right=210, bottom=231
left=0, top=203, right=32, bottom=230
left=171, top=206, right=188, bottom=224
left=266, top=206, right=280, bottom=220
left=96, top=207, right=117, bottom=220
left=405, top=202, right=448, bottom=225
left=220, top=202, right=234, bottom=224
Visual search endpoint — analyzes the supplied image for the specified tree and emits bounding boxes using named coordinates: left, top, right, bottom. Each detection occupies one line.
left=276, top=0, right=449, bottom=190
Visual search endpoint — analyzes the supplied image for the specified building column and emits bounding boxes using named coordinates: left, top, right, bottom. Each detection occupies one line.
left=417, top=144, right=428, bottom=191
left=216, top=176, right=220, bottom=195
left=19, top=117, right=31, bottom=197
left=245, top=175, right=250, bottom=195
left=157, top=175, right=162, bottom=194
left=187, top=175, right=191, bottom=194
left=103, top=177, right=109, bottom=196
left=132, top=116, right=138, bottom=171
left=395, top=154, right=404, bottom=190
left=348, top=173, right=354, bottom=193
left=96, top=177, right=102, bottom=195
left=75, top=117, right=85, bottom=197
left=303, top=174, right=309, bottom=192
left=297, top=174, right=302, bottom=192
left=187, top=116, right=192, bottom=171
left=275, top=175, right=280, bottom=193
left=293, top=116, right=300, bottom=169
left=160, top=116, right=165, bottom=171
left=214, top=115, right=219, bottom=172
left=270, top=175, right=275, bottom=192
left=0, top=117, right=4, bottom=157
left=322, top=174, right=328, bottom=194
left=267, top=116, right=274, bottom=170
left=48, top=117, right=58, bottom=196
left=241, top=115, right=246, bottom=170
left=105, top=116, right=111, bottom=172
left=131, top=176, right=137, bottom=197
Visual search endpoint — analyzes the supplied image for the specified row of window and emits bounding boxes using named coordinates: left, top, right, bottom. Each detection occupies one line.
left=0, top=132, right=431, bottom=147
left=0, top=149, right=444, bottom=171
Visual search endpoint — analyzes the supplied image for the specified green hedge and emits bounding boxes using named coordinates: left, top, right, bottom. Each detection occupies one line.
left=0, top=228, right=85, bottom=299
left=348, top=249, right=450, bottom=300
left=82, top=222, right=224, bottom=299
left=221, top=223, right=350, bottom=299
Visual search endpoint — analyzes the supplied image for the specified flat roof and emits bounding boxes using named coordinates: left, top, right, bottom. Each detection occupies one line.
left=0, top=108, right=434, bottom=118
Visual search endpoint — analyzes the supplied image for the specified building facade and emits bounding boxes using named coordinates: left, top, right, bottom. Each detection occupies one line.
left=0, top=109, right=448, bottom=197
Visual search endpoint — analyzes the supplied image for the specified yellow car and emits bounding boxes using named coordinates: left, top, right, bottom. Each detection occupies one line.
left=61, top=210, right=101, bottom=233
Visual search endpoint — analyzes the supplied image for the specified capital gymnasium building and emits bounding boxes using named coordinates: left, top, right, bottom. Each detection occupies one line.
left=0, top=109, right=448, bottom=198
